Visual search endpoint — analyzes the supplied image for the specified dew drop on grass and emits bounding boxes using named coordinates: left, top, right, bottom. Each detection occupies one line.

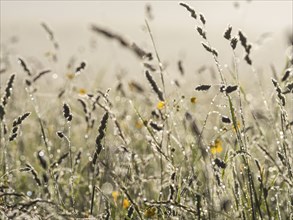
left=126, top=115, right=131, bottom=121
left=20, top=155, right=26, bottom=161
left=27, top=191, right=32, bottom=197
left=39, top=151, right=45, bottom=157
left=115, top=96, right=121, bottom=102
left=101, top=182, right=113, bottom=195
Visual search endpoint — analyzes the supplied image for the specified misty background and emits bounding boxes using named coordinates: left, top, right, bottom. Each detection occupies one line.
left=1, top=1, right=292, bottom=88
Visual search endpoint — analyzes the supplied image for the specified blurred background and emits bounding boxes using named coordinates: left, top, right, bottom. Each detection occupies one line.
left=1, top=1, right=292, bottom=87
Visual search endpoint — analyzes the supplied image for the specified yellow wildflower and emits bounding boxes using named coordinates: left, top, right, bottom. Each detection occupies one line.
left=157, top=101, right=165, bottom=110
left=112, top=191, right=119, bottom=203
left=144, top=207, right=156, bottom=218
left=210, top=138, right=223, bottom=154
left=78, top=88, right=87, bottom=95
left=66, top=73, right=75, bottom=80
left=190, top=97, right=197, bottom=104
left=135, top=120, right=143, bottom=129
left=123, top=198, right=130, bottom=209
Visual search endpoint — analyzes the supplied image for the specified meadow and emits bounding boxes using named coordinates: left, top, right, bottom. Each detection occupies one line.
left=0, top=2, right=292, bottom=219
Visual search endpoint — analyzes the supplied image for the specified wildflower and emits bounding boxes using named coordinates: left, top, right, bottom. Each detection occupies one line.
left=135, top=120, right=143, bottom=129
left=78, top=88, right=87, bottom=95
left=190, top=97, right=197, bottom=104
left=66, top=73, right=75, bottom=80
left=123, top=198, right=130, bottom=209
left=210, top=138, right=223, bottom=154
left=157, top=101, right=165, bottom=110
left=112, top=191, right=119, bottom=203
left=144, top=206, right=156, bottom=218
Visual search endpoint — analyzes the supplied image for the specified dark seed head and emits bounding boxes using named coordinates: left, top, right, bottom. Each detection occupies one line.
left=244, top=54, right=252, bottom=65
left=214, top=158, right=226, bottom=169
left=225, top=85, right=238, bottom=94
left=63, top=103, right=73, bottom=122
left=224, top=25, right=232, bottom=40
left=195, top=84, right=211, bottom=91
left=56, top=131, right=64, bottom=138
left=221, top=116, right=231, bottom=124
left=230, top=37, right=238, bottom=50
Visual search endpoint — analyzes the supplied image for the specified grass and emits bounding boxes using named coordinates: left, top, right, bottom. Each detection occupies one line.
left=0, top=2, right=292, bottom=219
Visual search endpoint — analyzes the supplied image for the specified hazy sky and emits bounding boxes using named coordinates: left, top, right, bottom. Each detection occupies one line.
left=1, top=1, right=292, bottom=31
left=1, top=1, right=292, bottom=85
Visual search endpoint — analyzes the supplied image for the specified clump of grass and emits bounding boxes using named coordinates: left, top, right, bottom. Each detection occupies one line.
left=1, top=2, right=292, bottom=219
